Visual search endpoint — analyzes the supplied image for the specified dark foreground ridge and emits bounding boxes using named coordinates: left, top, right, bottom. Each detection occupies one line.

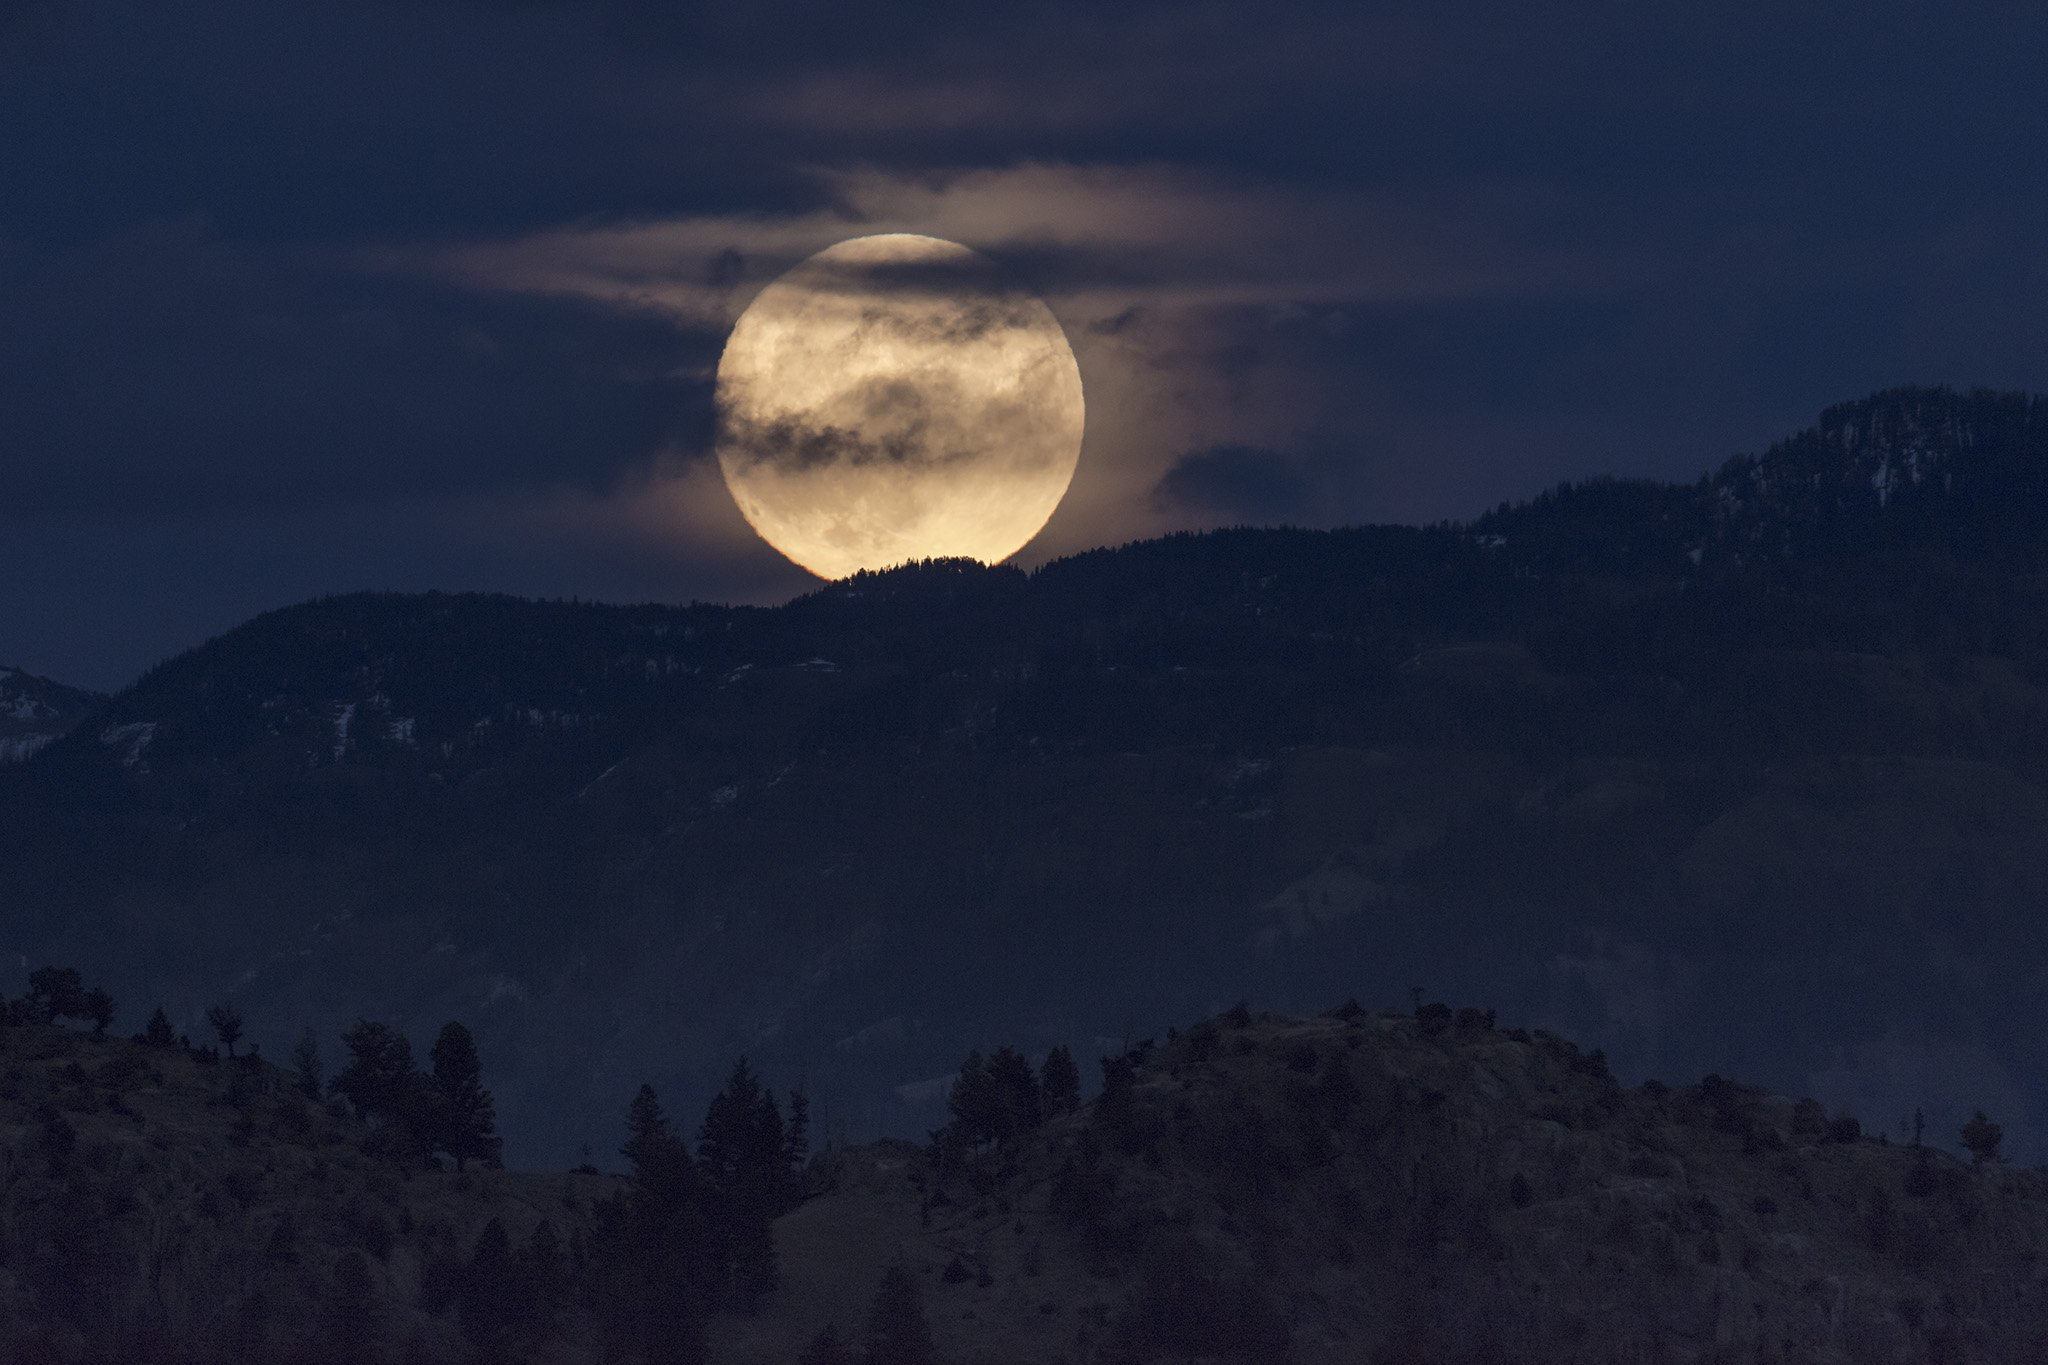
left=4, top=990, right=2043, bottom=1363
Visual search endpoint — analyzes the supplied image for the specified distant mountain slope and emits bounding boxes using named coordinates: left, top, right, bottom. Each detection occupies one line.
left=1, top=386, right=2046, bottom=1171
left=0, top=665, right=101, bottom=764
left=1472, top=385, right=2048, bottom=574
left=719, top=1004, right=2048, bottom=1365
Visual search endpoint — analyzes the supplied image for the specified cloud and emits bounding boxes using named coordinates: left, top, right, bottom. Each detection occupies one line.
left=8, top=0, right=2048, bottom=684
left=1150, top=444, right=1314, bottom=525
left=0, top=218, right=713, bottom=515
left=412, top=163, right=1616, bottom=327
left=393, top=161, right=1631, bottom=557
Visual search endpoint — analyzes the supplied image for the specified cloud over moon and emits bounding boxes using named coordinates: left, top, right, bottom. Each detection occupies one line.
left=713, top=234, right=1084, bottom=578
left=398, top=163, right=1627, bottom=551
left=411, top=163, right=1617, bottom=325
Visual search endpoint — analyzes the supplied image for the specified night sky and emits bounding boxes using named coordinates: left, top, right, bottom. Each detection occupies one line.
left=4, top=2, right=2046, bottom=689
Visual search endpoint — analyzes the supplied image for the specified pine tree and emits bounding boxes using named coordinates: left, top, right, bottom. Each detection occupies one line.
left=459, top=1218, right=516, bottom=1358
left=205, top=1001, right=244, bottom=1058
left=622, top=1083, right=675, bottom=1177
left=519, top=1219, right=567, bottom=1344
left=1040, top=1044, right=1081, bottom=1116
left=333, top=1019, right=440, bottom=1165
left=292, top=1027, right=324, bottom=1100
left=946, top=1050, right=1002, bottom=1148
left=863, top=1264, right=935, bottom=1365
left=987, top=1045, right=1041, bottom=1140
left=331, top=1019, right=415, bottom=1119
left=599, top=1086, right=714, bottom=1364
left=142, top=1006, right=175, bottom=1049
left=430, top=1021, right=500, bottom=1172
left=697, top=1058, right=784, bottom=1305
left=785, top=1087, right=811, bottom=1206
left=1096, top=1054, right=1137, bottom=1136
left=696, top=1057, right=767, bottom=1186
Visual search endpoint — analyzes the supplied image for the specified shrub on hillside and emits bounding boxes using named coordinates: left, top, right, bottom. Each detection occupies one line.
left=1962, top=1111, right=2004, bottom=1165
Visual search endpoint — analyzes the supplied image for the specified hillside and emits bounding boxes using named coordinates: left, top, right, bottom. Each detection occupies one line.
left=11, top=998, right=2044, bottom=1364
left=1, top=385, right=2045, bottom=1170
left=0, top=666, right=100, bottom=764
left=720, top=1005, right=2048, bottom=1365
left=0, top=1016, right=620, bottom=1363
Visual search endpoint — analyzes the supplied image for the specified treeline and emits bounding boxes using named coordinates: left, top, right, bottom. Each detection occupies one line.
left=3, top=965, right=821, bottom=1362
left=450, top=1059, right=942, bottom=1365
left=576, top=1060, right=808, bottom=1362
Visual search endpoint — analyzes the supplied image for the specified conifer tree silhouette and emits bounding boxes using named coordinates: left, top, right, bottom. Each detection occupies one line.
left=864, top=1264, right=935, bottom=1365
left=697, top=1058, right=783, bottom=1303
left=292, top=1027, right=324, bottom=1099
left=785, top=1087, right=811, bottom=1204
left=459, top=1218, right=516, bottom=1356
left=947, top=1049, right=1002, bottom=1148
left=1040, top=1044, right=1082, bottom=1116
left=622, top=1083, right=674, bottom=1175
left=987, top=1044, right=1042, bottom=1141
left=430, top=1021, right=500, bottom=1171
left=141, top=1006, right=175, bottom=1049
left=332, top=1020, right=415, bottom=1118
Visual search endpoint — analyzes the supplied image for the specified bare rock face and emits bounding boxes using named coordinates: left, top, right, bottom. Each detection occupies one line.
left=723, top=1007, right=2048, bottom=1365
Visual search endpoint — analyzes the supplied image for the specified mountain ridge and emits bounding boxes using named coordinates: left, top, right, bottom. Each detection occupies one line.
left=1, top=385, right=2045, bottom=1170
left=0, top=665, right=102, bottom=765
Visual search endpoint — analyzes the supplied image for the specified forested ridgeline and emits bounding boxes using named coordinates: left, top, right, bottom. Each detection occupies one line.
left=8, top=970, right=2047, bottom=1364
left=0, top=967, right=812, bottom=1364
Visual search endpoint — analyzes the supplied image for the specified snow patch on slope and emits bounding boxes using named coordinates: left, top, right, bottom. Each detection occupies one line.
left=99, top=721, right=158, bottom=768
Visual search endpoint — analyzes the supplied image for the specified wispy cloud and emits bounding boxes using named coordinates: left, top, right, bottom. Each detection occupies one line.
left=387, top=162, right=1634, bottom=549
left=402, top=163, right=1621, bottom=330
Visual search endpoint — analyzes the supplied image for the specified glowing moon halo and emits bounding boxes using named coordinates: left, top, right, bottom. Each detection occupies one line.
left=713, top=234, right=1085, bottom=579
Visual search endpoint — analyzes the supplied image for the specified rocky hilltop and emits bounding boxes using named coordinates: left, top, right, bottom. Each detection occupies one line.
left=8, top=998, right=2044, bottom=1364
left=2, top=386, right=2046, bottom=1168
left=727, top=1004, right=2047, bottom=1365
left=0, top=1014, right=618, bottom=1363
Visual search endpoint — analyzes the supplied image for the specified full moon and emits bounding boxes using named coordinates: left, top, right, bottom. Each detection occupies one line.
left=713, top=234, right=1085, bottom=579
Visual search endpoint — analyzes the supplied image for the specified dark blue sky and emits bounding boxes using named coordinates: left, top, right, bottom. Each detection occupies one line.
left=4, top=1, right=2046, bottom=688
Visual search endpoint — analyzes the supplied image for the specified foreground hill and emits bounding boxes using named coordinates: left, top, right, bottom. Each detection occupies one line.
left=724, top=1005, right=2048, bottom=1365
left=12, top=1001, right=2043, bottom=1364
left=2, top=386, right=2046, bottom=1166
left=0, top=1018, right=619, bottom=1363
